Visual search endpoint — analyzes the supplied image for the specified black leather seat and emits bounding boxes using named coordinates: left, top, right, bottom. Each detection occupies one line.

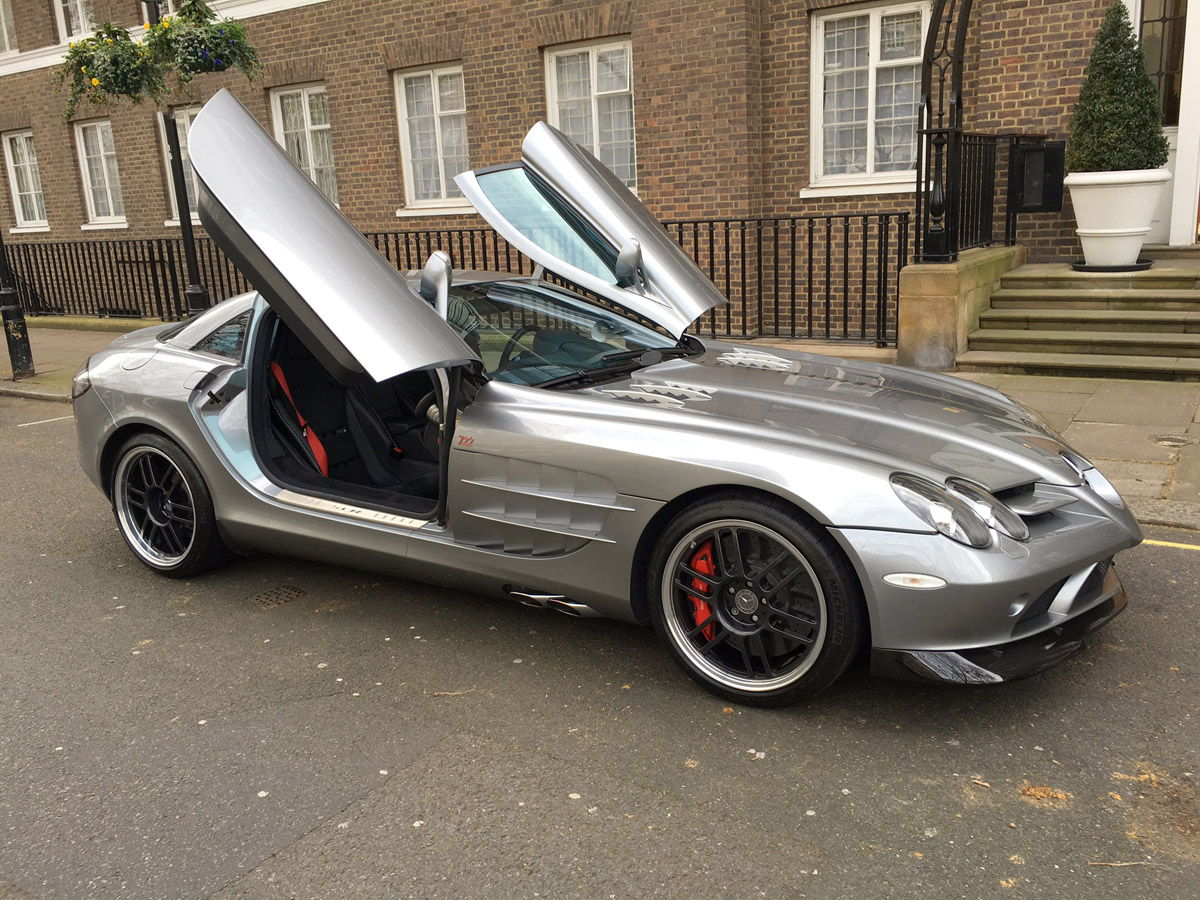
left=268, top=327, right=439, bottom=499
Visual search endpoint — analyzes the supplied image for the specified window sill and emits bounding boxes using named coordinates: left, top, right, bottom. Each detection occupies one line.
left=9, top=224, right=50, bottom=234
left=81, top=221, right=129, bottom=231
left=798, top=180, right=915, bottom=199
left=395, top=203, right=474, bottom=218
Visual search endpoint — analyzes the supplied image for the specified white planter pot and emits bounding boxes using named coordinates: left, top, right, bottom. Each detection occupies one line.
left=1063, top=167, right=1172, bottom=267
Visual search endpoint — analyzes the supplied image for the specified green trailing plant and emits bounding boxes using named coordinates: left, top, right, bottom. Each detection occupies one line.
left=144, top=0, right=261, bottom=87
left=55, top=22, right=165, bottom=120
left=1067, top=1, right=1169, bottom=173
left=54, top=0, right=260, bottom=121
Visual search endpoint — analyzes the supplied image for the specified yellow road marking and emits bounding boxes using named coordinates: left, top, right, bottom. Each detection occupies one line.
left=1143, top=538, right=1200, bottom=552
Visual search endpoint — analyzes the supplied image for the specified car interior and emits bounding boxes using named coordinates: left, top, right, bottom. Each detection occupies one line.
left=251, top=311, right=446, bottom=516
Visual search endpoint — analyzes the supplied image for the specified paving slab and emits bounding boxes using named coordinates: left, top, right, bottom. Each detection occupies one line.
left=991, top=374, right=1103, bottom=394
left=1000, top=388, right=1091, bottom=417
left=948, top=371, right=1007, bottom=388
left=1090, top=459, right=1172, bottom=500
left=1061, top=422, right=1182, bottom=462
left=1129, top=497, right=1200, bottom=529
left=1076, top=381, right=1200, bottom=426
left=1167, top=441, right=1200, bottom=503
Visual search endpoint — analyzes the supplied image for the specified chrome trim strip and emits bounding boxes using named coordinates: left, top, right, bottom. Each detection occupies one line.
left=275, top=488, right=430, bottom=529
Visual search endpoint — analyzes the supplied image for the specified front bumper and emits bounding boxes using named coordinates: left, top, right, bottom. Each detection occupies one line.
left=871, top=563, right=1128, bottom=684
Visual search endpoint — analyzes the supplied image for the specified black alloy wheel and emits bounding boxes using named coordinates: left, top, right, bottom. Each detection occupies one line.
left=111, top=433, right=231, bottom=577
left=649, top=495, right=864, bottom=706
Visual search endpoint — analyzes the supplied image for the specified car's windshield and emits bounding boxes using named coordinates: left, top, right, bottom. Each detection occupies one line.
left=440, top=280, right=682, bottom=386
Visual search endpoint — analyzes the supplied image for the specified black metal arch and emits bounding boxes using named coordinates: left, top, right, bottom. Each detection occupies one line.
left=915, top=0, right=976, bottom=262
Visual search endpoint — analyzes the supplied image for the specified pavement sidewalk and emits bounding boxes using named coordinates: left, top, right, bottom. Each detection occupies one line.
left=4, top=319, right=1200, bottom=531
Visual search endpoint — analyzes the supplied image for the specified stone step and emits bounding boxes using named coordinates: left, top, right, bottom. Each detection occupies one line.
left=956, top=349, right=1200, bottom=380
left=1143, top=244, right=1200, bottom=261
left=978, top=307, right=1200, bottom=333
left=967, top=328, right=1200, bottom=358
left=989, top=288, right=1200, bottom=311
left=999, top=265, right=1200, bottom=291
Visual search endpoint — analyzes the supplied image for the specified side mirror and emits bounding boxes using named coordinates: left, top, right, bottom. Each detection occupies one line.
left=615, top=238, right=643, bottom=289
left=419, top=250, right=453, bottom=319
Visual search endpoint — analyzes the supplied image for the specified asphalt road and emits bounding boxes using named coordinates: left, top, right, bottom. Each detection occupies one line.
left=1, top=394, right=1198, bottom=899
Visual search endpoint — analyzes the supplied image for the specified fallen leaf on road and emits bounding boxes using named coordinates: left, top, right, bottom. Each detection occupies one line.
left=1019, top=784, right=1072, bottom=808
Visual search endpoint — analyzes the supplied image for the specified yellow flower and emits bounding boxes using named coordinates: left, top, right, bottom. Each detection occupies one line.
left=91, top=78, right=99, bottom=86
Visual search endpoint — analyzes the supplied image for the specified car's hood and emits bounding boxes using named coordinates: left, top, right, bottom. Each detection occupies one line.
left=587, top=344, right=1084, bottom=491
left=189, top=90, right=479, bottom=384
left=455, top=122, right=725, bottom=337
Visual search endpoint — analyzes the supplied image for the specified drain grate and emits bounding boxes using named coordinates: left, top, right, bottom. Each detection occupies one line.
left=252, top=584, right=307, bottom=609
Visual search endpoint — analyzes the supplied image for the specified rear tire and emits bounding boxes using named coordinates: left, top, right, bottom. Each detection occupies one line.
left=111, top=433, right=231, bottom=578
left=648, top=494, right=864, bottom=706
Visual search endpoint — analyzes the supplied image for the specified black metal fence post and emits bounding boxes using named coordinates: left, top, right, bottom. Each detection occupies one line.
left=0, top=228, right=34, bottom=378
left=162, top=111, right=210, bottom=314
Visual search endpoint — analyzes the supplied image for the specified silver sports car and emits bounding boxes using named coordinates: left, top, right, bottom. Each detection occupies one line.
left=72, top=90, right=1140, bottom=705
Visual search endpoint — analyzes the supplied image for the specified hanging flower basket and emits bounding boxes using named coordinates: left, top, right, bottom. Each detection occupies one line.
left=53, top=0, right=260, bottom=121
left=55, top=23, right=165, bottom=120
left=144, top=0, right=261, bottom=86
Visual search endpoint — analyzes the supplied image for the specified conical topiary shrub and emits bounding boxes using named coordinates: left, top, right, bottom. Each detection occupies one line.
left=1067, top=1, right=1168, bottom=173
left=1063, top=2, right=1171, bottom=268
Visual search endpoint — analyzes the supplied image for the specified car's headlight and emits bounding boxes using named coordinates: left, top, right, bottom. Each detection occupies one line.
left=1062, top=450, right=1124, bottom=508
left=946, top=478, right=1029, bottom=541
left=71, top=359, right=91, bottom=399
left=890, top=474, right=992, bottom=548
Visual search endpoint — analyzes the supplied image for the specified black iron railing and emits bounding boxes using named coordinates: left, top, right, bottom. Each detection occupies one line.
left=665, top=214, right=909, bottom=344
left=7, top=214, right=910, bottom=344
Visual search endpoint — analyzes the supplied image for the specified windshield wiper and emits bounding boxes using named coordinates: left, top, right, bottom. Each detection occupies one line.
left=599, top=345, right=693, bottom=363
left=539, top=348, right=676, bottom=390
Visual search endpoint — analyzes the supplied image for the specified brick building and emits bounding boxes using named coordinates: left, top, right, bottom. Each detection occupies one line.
left=0, top=1, right=1193, bottom=320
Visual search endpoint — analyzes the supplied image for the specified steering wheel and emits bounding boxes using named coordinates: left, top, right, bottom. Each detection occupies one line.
left=498, top=325, right=538, bottom=371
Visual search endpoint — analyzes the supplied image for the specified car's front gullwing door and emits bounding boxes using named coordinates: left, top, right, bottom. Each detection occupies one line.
left=454, top=122, right=726, bottom=339
left=189, top=90, right=479, bottom=384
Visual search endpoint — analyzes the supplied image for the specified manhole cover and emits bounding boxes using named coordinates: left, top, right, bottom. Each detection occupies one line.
left=252, top=584, right=307, bottom=609
left=1153, top=434, right=1192, bottom=449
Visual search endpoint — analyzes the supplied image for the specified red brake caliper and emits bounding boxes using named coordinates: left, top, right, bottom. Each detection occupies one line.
left=688, top=539, right=717, bottom=642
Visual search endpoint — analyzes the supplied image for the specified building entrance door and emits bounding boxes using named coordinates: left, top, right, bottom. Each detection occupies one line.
left=1135, top=0, right=1200, bottom=246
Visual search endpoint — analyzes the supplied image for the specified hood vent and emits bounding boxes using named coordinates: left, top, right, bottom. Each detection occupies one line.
left=716, top=348, right=795, bottom=371
left=598, top=381, right=715, bottom=407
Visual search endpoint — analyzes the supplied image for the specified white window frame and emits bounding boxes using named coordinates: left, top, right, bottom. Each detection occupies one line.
left=394, top=64, right=472, bottom=217
left=3, top=130, right=48, bottom=231
left=158, top=107, right=201, bottom=226
left=808, top=0, right=929, bottom=194
left=270, top=82, right=339, bottom=205
left=545, top=37, right=637, bottom=191
left=54, top=0, right=96, bottom=43
left=74, top=119, right=126, bottom=228
left=141, top=0, right=176, bottom=23
left=0, top=0, right=18, bottom=57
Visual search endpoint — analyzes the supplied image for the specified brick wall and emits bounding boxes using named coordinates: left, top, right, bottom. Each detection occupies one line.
left=0, top=0, right=1123, bottom=264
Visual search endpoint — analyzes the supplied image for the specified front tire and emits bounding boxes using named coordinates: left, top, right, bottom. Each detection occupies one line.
left=648, top=495, right=864, bottom=706
left=111, top=433, right=231, bottom=578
